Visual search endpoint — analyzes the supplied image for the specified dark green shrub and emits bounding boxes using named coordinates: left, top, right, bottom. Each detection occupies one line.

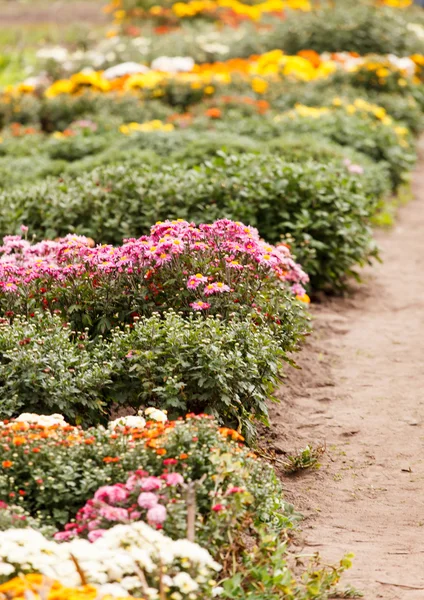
left=0, top=154, right=380, bottom=288
left=0, top=311, right=292, bottom=436
left=0, top=314, right=109, bottom=425
left=268, top=3, right=424, bottom=55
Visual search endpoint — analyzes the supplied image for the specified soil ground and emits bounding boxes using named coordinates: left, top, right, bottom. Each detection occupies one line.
left=270, top=138, right=424, bottom=599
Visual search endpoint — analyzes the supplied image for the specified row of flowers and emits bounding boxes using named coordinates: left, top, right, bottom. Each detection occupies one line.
left=0, top=219, right=309, bottom=336
left=105, top=0, right=413, bottom=30
left=0, top=412, right=298, bottom=598
left=6, top=50, right=424, bottom=102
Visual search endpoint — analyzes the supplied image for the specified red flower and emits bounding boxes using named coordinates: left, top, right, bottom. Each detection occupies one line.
left=163, top=458, right=178, bottom=465
left=212, top=504, right=225, bottom=512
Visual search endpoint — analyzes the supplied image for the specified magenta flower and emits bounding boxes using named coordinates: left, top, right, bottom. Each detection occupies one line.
left=190, top=301, right=211, bottom=311
left=53, top=531, right=75, bottom=542
left=203, top=282, right=230, bottom=296
left=227, top=487, right=244, bottom=494
left=137, top=492, right=159, bottom=509
left=291, top=283, right=306, bottom=297
left=88, top=529, right=106, bottom=543
left=164, top=472, right=184, bottom=486
left=141, top=476, right=162, bottom=491
left=94, top=485, right=128, bottom=504
left=147, top=504, right=167, bottom=525
left=347, top=163, right=364, bottom=175
left=99, top=505, right=129, bottom=521
left=187, top=273, right=208, bottom=289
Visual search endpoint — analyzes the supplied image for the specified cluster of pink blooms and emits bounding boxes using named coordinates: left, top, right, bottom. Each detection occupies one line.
left=54, top=469, right=184, bottom=543
left=0, top=219, right=309, bottom=309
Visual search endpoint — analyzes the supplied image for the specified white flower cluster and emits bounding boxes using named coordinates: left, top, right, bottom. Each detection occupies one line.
left=109, top=407, right=167, bottom=430
left=13, top=413, right=69, bottom=427
left=0, top=522, right=221, bottom=598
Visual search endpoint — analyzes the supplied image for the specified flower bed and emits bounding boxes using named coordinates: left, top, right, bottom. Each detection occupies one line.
left=0, top=1, right=423, bottom=597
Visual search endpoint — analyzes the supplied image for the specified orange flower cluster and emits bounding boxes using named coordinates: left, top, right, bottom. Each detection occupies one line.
left=0, top=574, right=140, bottom=600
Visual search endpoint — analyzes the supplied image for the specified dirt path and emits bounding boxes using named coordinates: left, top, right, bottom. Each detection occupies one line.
left=271, top=138, right=424, bottom=599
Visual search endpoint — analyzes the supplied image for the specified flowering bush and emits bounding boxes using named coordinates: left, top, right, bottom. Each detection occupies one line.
left=0, top=415, right=293, bottom=534
left=0, top=521, right=221, bottom=598
left=0, top=310, right=300, bottom=430
left=0, top=501, right=34, bottom=531
left=0, top=219, right=308, bottom=335
left=275, top=105, right=416, bottom=187
left=0, top=156, right=380, bottom=288
left=0, top=575, right=137, bottom=600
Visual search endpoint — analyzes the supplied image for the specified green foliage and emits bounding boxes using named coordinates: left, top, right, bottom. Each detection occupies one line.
left=0, top=314, right=111, bottom=425
left=268, top=4, right=424, bottom=55
left=274, top=110, right=416, bottom=188
left=0, top=155, right=381, bottom=289
left=107, top=311, right=291, bottom=435
left=0, top=311, right=296, bottom=436
left=282, top=443, right=325, bottom=474
left=222, top=532, right=354, bottom=599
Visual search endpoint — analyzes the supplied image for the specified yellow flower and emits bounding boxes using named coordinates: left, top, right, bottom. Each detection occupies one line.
left=251, top=77, right=269, bottom=94
left=376, top=67, right=390, bottom=78
left=119, top=120, right=174, bottom=134
left=45, top=79, right=74, bottom=98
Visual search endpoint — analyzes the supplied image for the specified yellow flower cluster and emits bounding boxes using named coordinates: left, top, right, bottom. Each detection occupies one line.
left=0, top=575, right=140, bottom=600
left=4, top=50, right=337, bottom=102
left=106, top=0, right=412, bottom=24
left=170, top=0, right=311, bottom=20
left=119, top=119, right=175, bottom=134
left=278, top=97, right=411, bottom=148
left=381, top=0, right=412, bottom=6
left=332, top=97, right=393, bottom=124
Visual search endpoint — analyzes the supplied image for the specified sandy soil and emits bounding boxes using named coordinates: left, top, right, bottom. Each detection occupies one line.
left=269, top=138, right=424, bottom=599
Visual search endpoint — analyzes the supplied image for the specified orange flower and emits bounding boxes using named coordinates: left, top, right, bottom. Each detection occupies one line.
left=2, top=461, right=13, bottom=468
left=297, top=49, right=321, bottom=68
left=156, top=448, right=166, bottom=456
left=103, top=456, right=120, bottom=463
left=12, top=436, right=26, bottom=446
left=32, top=447, right=41, bottom=453
left=179, top=453, right=189, bottom=460
left=218, top=427, right=245, bottom=442
left=205, top=107, right=222, bottom=119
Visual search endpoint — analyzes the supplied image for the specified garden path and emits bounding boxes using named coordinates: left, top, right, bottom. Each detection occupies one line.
left=270, top=138, right=424, bottom=599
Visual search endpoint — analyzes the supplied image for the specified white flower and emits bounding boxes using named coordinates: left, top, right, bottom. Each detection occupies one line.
left=103, top=62, right=150, bottom=80
left=109, top=415, right=146, bottom=429
left=201, top=43, right=229, bottom=55
left=387, top=54, right=415, bottom=77
left=407, top=22, right=424, bottom=40
left=97, top=583, right=129, bottom=597
left=0, top=523, right=220, bottom=596
left=36, top=46, right=69, bottom=62
left=150, top=56, right=194, bottom=73
left=144, top=408, right=167, bottom=423
left=14, top=413, right=68, bottom=427
left=173, top=572, right=199, bottom=593
left=0, top=563, right=14, bottom=576
left=212, top=586, right=224, bottom=597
